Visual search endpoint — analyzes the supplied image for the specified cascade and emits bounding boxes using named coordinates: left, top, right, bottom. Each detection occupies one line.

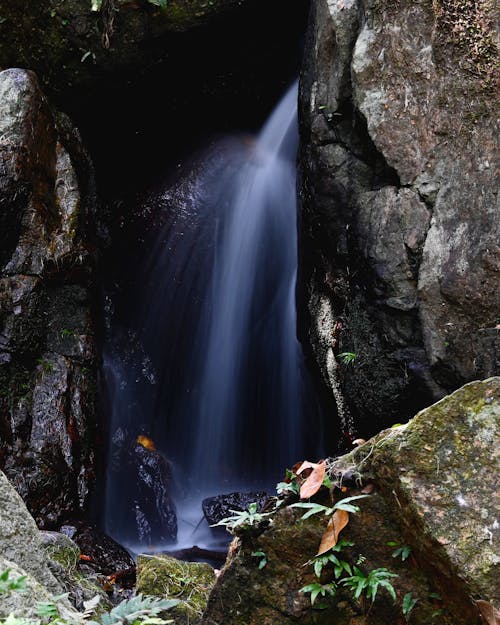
left=103, top=81, right=323, bottom=551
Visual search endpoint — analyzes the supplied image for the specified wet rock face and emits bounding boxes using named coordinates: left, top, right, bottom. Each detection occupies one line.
left=107, top=432, right=177, bottom=546
left=0, top=68, right=98, bottom=527
left=300, top=0, right=499, bottom=435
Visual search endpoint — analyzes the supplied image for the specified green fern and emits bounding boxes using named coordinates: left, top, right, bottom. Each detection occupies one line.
left=88, top=594, right=180, bottom=625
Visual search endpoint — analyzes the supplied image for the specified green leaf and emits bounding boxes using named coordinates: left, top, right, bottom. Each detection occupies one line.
left=402, top=593, right=418, bottom=617
left=290, top=502, right=331, bottom=519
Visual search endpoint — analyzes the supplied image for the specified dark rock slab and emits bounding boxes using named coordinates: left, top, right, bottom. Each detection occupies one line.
left=202, top=491, right=269, bottom=525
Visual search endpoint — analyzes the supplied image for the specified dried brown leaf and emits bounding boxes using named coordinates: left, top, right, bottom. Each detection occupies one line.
left=300, top=461, right=327, bottom=499
left=352, top=438, right=366, bottom=447
left=296, top=460, right=323, bottom=475
left=476, top=600, right=500, bottom=625
left=317, top=509, right=349, bottom=555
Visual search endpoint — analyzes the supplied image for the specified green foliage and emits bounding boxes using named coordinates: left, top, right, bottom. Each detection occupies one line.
left=338, top=352, right=356, bottom=365
left=308, top=540, right=355, bottom=579
left=37, top=595, right=66, bottom=620
left=0, top=569, right=27, bottom=594
left=291, top=495, right=369, bottom=519
left=1, top=616, right=37, bottom=625
left=402, top=593, right=418, bottom=620
left=387, top=542, right=412, bottom=561
left=88, top=594, right=179, bottom=625
left=299, top=582, right=337, bottom=607
left=251, top=551, right=267, bottom=570
left=341, top=566, right=398, bottom=603
left=0, top=569, right=179, bottom=625
left=212, top=503, right=272, bottom=532
left=276, top=469, right=300, bottom=496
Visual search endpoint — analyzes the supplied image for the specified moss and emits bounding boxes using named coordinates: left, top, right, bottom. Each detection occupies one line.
left=44, top=534, right=80, bottom=571
left=136, top=554, right=216, bottom=624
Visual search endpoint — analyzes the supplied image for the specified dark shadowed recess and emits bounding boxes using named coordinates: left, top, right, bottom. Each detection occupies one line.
left=63, top=0, right=311, bottom=201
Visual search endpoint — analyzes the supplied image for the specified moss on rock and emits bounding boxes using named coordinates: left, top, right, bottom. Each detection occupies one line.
left=136, top=554, right=216, bottom=624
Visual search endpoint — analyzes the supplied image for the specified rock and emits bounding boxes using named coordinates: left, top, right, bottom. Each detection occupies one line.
left=60, top=523, right=135, bottom=578
left=106, top=434, right=177, bottom=546
left=137, top=554, right=216, bottom=625
left=202, top=491, right=269, bottom=525
left=300, top=0, right=499, bottom=435
left=0, top=470, right=82, bottom=618
left=0, top=470, right=62, bottom=596
left=0, top=0, right=252, bottom=97
left=40, top=530, right=113, bottom=611
left=0, top=68, right=98, bottom=527
left=202, top=379, right=499, bottom=625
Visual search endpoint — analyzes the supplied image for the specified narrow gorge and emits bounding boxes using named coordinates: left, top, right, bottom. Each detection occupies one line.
left=0, top=0, right=498, bottom=623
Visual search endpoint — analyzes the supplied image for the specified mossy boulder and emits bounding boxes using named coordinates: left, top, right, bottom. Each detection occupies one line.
left=136, top=554, right=216, bottom=624
left=202, top=379, right=499, bottom=625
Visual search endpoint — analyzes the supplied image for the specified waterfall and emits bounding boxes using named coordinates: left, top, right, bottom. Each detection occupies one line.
left=103, top=81, right=322, bottom=550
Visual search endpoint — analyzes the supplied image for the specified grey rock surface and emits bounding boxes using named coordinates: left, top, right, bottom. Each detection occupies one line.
left=300, top=0, right=499, bottom=434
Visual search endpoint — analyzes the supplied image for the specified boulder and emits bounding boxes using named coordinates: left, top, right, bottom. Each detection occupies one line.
left=40, top=530, right=113, bottom=611
left=0, top=470, right=82, bottom=618
left=299, top=0, right=499, bottom=435
left=0, top=68, right=98, bottom=527
left=202, top=491, right=269, bottom=525
left=137, top=554, right=216, bottom=625
left=106, top=433, right=177, bottom=546
left=202, top=378, right=499, bottom=625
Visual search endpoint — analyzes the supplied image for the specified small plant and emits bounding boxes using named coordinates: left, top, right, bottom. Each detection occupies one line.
left=291, top=494, right=369, bottom=519
left=309, top=540, right=355, bottom=578
left=402, top=593, right=418, bottom=620
left=251, top=551, right=267, bottom=570
left=387, top=541, right=412, bottom=561
left=37, top=359, right=54, bottom=375
left=338, top=352, right=356, bottom=365
left=212, top=502, right=272, bottom=532
left=60, top=329, right=74, bottom=339
left=88, top=594, right=179, bottom=625
left=341, top=566, right=398, bottom=603
left=276, top=469, right=300, bottom=496
left=299, top=581, right=337, bottom=607
left=0, top=569, right=27, bottom=594
left=37, top=595, right=66, bottom=620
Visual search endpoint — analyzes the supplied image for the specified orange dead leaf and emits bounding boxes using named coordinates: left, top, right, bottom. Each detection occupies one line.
left=291, top=460, right=305, bottom=476
left=296, top=460, right=324, bottom=476
left=476, top=600, right=500, bottom=625
left=79, top=554, right=93, bottom=562
left=317, top=509, right=349, bottom=555
left=137, top=435, right=156, bottom=451
left=300, top=461, right=327, bottom=499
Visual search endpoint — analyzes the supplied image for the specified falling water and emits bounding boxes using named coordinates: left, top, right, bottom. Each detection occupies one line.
left=104, top=81, right=322, bottom=550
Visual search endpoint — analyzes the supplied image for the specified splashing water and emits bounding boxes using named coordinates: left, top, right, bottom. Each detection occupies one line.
left=104, top=81, right=322, bottom=551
